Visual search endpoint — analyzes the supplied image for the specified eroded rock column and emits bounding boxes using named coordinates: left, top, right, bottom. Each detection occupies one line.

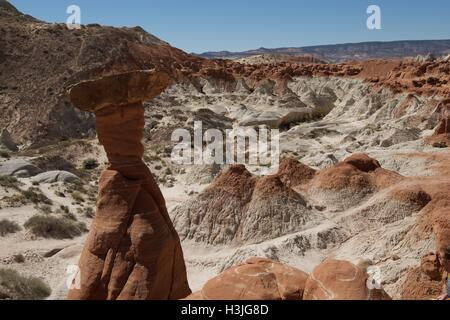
left=67, top=71, right=191, bottom=300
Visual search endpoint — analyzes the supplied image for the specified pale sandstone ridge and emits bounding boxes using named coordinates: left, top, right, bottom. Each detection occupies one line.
left=67, top=70, right=191, bottom=300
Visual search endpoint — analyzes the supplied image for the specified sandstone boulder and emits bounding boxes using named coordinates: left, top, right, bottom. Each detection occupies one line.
left=0, top=159, right=43, bottom=177
left=303, top=259, right=383, bottom=300
left=399, top=236, right=450, bottom=300
left=186, top=258, right=308, bottom=300
left=31, top=171, right=79, bottom=184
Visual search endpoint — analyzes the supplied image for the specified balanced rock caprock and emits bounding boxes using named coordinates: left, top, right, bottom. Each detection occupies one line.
left=67, top=71, right=191, bottom=300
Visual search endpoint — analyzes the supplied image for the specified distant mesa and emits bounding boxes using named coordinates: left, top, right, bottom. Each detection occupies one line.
left=197, top=40, right=450, bottom=62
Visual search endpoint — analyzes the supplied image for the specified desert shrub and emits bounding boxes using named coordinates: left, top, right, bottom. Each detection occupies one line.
left=20, top=188, right=52, bottom=205
left=0, top=219, right=21, bottom=237
left=63, top=212, right=77, bottom=221
left=66, top=179, right=87, bottom=193
left=0, top=151, right=10, bottom=159
left=55, top=191, right=66, bottom=198
left=84, top=207, right=95, bottom=218
left=0, top=269, right=51, bottom=300
left=37, top=204, right=53, bottom=214
left=83, top=158, right=99, bottom=170
left=0, top=175, right=20, bottom=190
left=71, top=191, right=84, bottom=203
left=24, top=215, right=87, bottom=239
left=145, top=153, right=161, bottom=162
left=2, top=188, right=47, bottom=207
left=13, top=254, right=25, bottom=264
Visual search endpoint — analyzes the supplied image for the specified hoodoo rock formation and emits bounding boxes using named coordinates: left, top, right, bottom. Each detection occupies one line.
left=66, top=71, right=191, bottom=300
left=186, top=257, right=309, bottom=300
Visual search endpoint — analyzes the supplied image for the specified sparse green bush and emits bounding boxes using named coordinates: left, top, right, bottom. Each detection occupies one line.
left=71, top=191, right=84, bottom=203
left=24, top=215, right=87, bottom=239
left=13, top=254, right=25, bottom=264
left=84, top=207, right=95, bottom=218
left=67, top=179, right=87, bottom=193
left=0, top=175, right=20, bottom=190
left=20, top=188, right=52, bottom=205
left=146, top=153, right=161, bottom=162
left=0, top=219, right=21, bottom=237
left=0, top=269, right=51, bottom=300
left=63, top=212, right=77, bottom=221
left=55, top=191, right=66, bottom=198
left=37, top=204, right=53, bottom=214
left=0, top=151, right=10, bottom=159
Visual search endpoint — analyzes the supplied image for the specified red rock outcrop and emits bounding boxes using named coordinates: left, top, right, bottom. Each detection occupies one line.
left=303, top=259, right=390, bottom=300
left=426, top=99, right=450, bottom=147
left=400, top=252, right=446, bottom=300
left=186, top=258, right=309, bottom=300
left=66, top=71, right=191, bottom=300
left=311, top=153, right=403, bottom=194
left=277, top=157, right=316, bottom=188
left=173, top=159, right=317, bottom=245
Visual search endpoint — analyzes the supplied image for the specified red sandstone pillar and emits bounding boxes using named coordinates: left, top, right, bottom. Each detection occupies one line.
left=67, top=71, right=191, bottom=300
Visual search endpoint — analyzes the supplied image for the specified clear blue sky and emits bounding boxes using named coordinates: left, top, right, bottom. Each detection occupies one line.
left=9, top=0, right=450, bottom=53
